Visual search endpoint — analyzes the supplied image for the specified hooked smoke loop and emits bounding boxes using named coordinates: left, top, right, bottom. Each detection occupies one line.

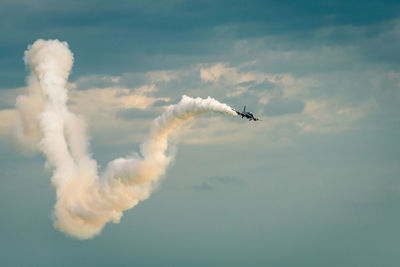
left=15, top=39, right=236, bottom=239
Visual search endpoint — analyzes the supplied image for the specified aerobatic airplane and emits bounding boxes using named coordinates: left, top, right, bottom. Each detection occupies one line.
left=232, top=106, right=260, bottom=121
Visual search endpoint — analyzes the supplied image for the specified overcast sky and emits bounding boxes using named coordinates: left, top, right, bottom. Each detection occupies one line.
left=1, top=1, right=400, bottom=266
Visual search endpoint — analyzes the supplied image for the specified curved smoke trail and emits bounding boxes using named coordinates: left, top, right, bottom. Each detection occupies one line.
left=15, top=39, right=236, bottom=239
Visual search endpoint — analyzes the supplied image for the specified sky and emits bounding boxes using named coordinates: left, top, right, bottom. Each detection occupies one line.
left=1, top=0, right=400, bottom=266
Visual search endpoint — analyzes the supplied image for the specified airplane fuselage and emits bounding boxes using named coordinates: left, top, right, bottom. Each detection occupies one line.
left=233, top=106, right=260, bottom=121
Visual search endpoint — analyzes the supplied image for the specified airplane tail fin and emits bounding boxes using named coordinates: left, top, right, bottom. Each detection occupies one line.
left=243, top=105, right=246, bottom=112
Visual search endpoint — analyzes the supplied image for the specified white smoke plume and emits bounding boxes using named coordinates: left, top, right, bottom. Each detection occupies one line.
left=15, top=39, right=236, bottom=239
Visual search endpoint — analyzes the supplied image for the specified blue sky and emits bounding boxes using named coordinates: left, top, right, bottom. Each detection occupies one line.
left=1, top=1, right=400, bottom=266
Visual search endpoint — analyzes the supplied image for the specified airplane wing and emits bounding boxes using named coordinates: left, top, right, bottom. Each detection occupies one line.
left=232, top=108, right=244, bottom=116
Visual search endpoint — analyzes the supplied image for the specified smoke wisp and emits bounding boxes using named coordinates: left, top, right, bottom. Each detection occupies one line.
left=15, top=39, right=236, bottom=239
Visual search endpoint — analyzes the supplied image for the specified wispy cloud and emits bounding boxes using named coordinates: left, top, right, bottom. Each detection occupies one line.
left=0, top=109, right=14, bottom=137
left=193, top=182, right=213, bottom=192
left=192, top=175, right=244, bottom=192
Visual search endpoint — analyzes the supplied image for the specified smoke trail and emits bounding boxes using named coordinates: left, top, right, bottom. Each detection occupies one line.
left=15, top=39, right=236, bottom=239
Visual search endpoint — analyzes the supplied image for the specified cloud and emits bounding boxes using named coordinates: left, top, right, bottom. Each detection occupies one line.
left=193, top=182, right=213, bottom=192
left=0, top=109, right=14, bottom=137
left=67, top=86, right=165, bottom=120
left=152, top=99, right=170, bottom=107
left=0, top=88, right=23, bottom=109
left=72, top=75, right=121, bottom=90
left=200, top=63, right=266, bottom=86
left=200, top=63, right=229, bottom=82
left=116, top=108, right=160, bottom=120
left=192, top=175, right=243, bottom=193
left=296, top=99, right=377, bottom=133
left=60, top=85, right=169, bottom=145
left=146, top=70, right=180, bottom=83
left=361, top=19, right=400, bottom=65
left=247, top=80, right=276, bottom=92
left=2, top=0, right=400, bottom=91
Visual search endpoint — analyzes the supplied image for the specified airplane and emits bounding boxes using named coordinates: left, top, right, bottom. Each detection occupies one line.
left=232, top=106, right=261, bottom=121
